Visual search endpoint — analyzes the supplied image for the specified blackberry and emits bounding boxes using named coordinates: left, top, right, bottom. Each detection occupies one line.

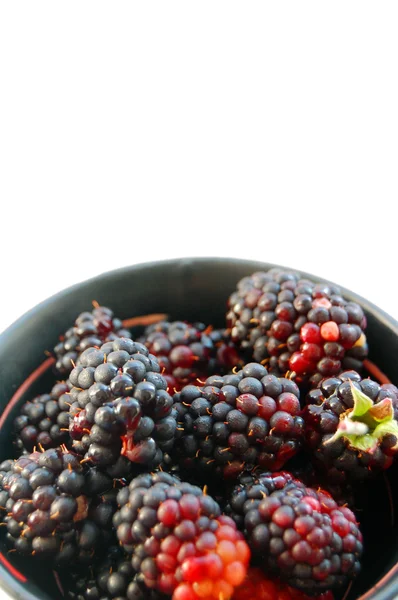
left=172, top=363, right=304, bottom=479
left=68, top=337, right=176, bottom=468
left=303, top=371, right=398, bottom=483
left=54, top=305, right=131, bottom=376
left=225, top=471, right=301, bottom=529
left=139, top=321, right=241, bottom=392
left=63, top=546, right=165, bottom=599
left=228, top=477, right=363, bottom=594
left=14, top=381, right=71, bottom=453
left=227, top=269, right=368, bottom=386
left=0, top=448, right=116, bottom=564
left=113, top=471, right=250, bottom=600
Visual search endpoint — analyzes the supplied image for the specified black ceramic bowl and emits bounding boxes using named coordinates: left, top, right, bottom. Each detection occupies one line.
left=0, top=258, right=397, bottom=600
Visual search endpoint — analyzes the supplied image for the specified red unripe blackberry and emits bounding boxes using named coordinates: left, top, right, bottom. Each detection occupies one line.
left=172, top=363, right=304, bottom=479
left=14, top=381, right=71, bottom=454
left=227, top=269, right=368, bottom=386
left=54, top=305, right=131, bottom=376
left=227, top=475, right=362, bottom=594
left=232, top=568, right=334, bottom=600
left=113, top=472, right=250, bottom=600
left=303, top=370, right=398, bottom=483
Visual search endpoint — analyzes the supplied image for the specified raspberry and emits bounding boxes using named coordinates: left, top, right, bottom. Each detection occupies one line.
left=68, top=337, right=176, bottom=468
left=227, top=476, right=362, bottom=594
left=232, top=568, right=334, bottom=600
left=226, top=269, right=368, bottom=386
left=54, top=305, right=132, bottom=376
left=172, top=363, right=304, bottom=479
left=13, top=381, right=71, bottom=454
left=113, top=472, right=250, bottom=600
left=303, top=371, right=398, bottom=483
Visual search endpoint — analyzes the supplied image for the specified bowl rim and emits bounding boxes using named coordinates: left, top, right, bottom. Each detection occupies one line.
left=0, top=256, right=398, bottom=600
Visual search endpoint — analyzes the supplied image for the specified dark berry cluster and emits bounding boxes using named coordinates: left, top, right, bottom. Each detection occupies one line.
left=303, top=371, right=398, bottom=483
left=64, top=545, right=166, bottom=600
left=54, top=305, right=131, bottom=376
left=14, top=381, right=71, bottom=453
left=139, top=321, right=240, bottom=392
left=4, top=265, right=396, bottom=600
left=113, top=472, right=250, bottom=600
left=228, top=475, right=363, bottom=594
left=227, top=269, right=368, bottom=385
left=172, top=363, right=304, bottom=479
left=0, top=448, right=116, bottom=565
left=68, top=338, right=176, bottom=468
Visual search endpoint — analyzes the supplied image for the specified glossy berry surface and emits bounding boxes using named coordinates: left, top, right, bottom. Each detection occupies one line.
left=0, top=448, right=116, bottom=565
left=14, top=381, right=71, bottom=453
left=68, top=337, right=176, bottom=468
left=113, top=472, right=250, bottom=600
left=227, top=269, right=368, bottom=386
left=227, top=477, right=362, bottom=594
left=54, top=305, right=131, bottom=376
left=303, top=371, right=398, bottom=483
left=172, top=363, right=304, bottom=479
left=140, top=321, right=241, bottom=392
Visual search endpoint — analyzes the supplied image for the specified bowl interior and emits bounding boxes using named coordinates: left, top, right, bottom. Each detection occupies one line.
left=0, top=258, right=398, bottom=600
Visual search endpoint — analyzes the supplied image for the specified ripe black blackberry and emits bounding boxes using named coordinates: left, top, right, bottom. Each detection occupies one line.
left=14, top=381, right=71, bottom=454
left=226, top=269, right=368, bottom=386
left=227, top=475, right=363, bottom=594
left=303, top=370, right=398, bottom=483
left=0, top=448, right=117, bottom=565
left=113, top=471, right=250, bottom=600
left=68, top=337, right=176, bottom=468
left=54, top=305, right=131, bottom=376
left=63, top=546, right=165, bottom=600
left=139, top=321, right=242, bottom=392
left=172, top=363, right=304, bottom=480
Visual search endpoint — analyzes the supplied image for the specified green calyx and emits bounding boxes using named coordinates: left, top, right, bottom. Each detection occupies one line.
left=325, top=381, right=398, bottom=453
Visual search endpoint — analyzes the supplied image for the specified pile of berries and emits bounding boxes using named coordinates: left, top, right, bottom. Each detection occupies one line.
left=0, top=268, right=397, bottom=600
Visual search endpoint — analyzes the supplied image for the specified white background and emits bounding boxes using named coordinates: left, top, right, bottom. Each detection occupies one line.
left=1, top=2, right=397, bottom=336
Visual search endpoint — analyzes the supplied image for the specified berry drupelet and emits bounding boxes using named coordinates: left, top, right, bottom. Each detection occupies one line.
left=54, top=305, right=131, bottom=376
left=226, top=269, right=368, bottom=386
left=227, top=476, right=362, bottom=594
left=225, top=471, right=302, bottom=530
left=68, top=337, right=176, bottom=468
left=0, top=448, right=116, bottom=564
left=139, top=321, right=240, bottom=392
left=139, top=321, right=216, bottom=391
left=113, top=471, right=250, bottom=600
left=13, top=381, right=71, bottom=454
left=303, top=371, right=398, bottom=483
left=172, top=363, right=304, bottom=479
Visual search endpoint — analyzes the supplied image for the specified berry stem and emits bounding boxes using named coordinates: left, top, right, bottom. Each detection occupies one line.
left=122, top=313, right=168, bottom=328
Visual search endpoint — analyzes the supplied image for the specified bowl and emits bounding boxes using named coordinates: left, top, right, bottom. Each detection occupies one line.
left=0, top=257, right=397, bottom=600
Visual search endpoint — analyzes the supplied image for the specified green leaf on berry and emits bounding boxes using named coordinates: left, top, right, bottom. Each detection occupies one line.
left=368, top=397, right=394, bottom=423
left=349, top=382, right=373, bottom=418
left=325, top=383, right=398, bottom=452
